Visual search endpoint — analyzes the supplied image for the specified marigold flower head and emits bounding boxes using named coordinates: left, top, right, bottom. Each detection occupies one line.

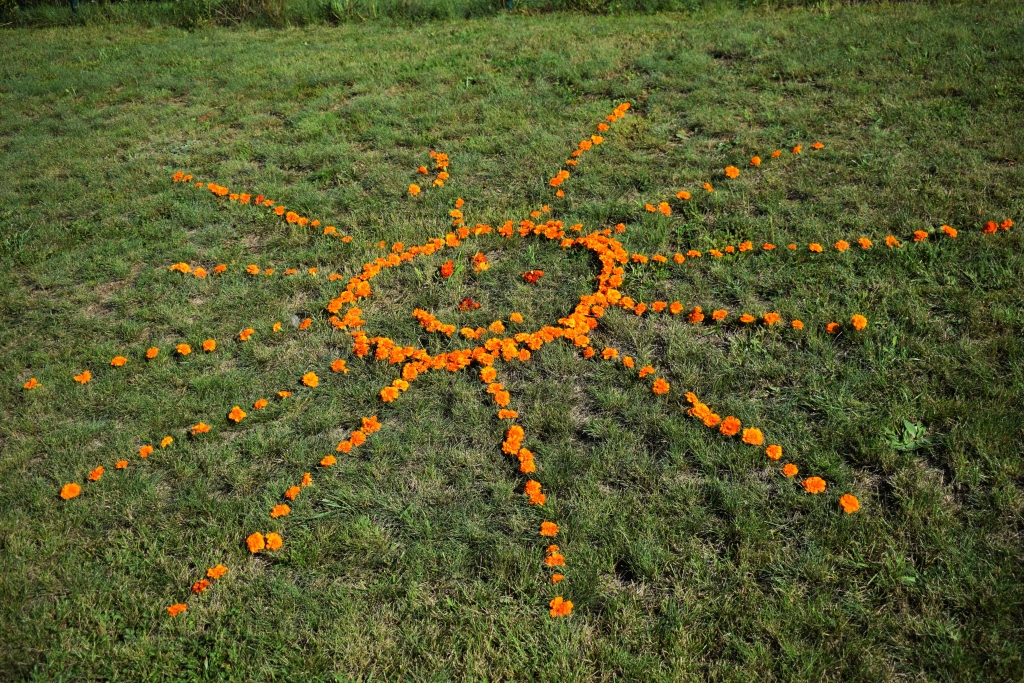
left=192, top=579, right=211, bottom=594
left=265, top=533, right=283, bottom=551
left=284, top=485, right=301, bottom=501
left=652, top=378, right=670, bottom=395
left=1000, top=219, right=1013, bottom=230
left=302, top=372, right=319, bottom=388
left=712, top=309, right=728, bottom=321
left=302, top=472, right=313, bottom=486
left=742, top=427, right=764, bottom=446
left=724, top=166, right=740, bottom=179
left=139, top=445, right=154, bottom=458
left=509, top=312, right=524, bottom=324
left=792, top=145, right=802, bottom=154
left=941, top=224, right=957, bottom=238
left=270, top=504, right=290, bottom=518
left=176, top=344, right=192, bottom=356
left=851, top=314, right=868, bottom=331
left=913, top=230, right=928, bottom=242
left=88, top=466, right=103, bottom=481
left=720, top=416, right=741, bottom=437
left=549, top=596, right=573, bottom=618
left=207, top=564, right=228, bottom=579
left=254, top=398, right=268, bottom=410
left=278, top=390, right=291, bottom=399
left=765, top=444, right=782, bottom=461
left=60, top=482, right=81, bottom=500
left=23, top=377, right=40, bottom=390
left=202, top=339, right=216, bottom=352
left=739, top=313, right=755, bottom=324
left=676, top=190, right=691, bottom=200
left=552, top=573, right=565, bottom=583
left=246, top=532, right=265, bottom=553
left=835, top=240, right=849, bottom=252
left=167, top=603, right=188, bottom=617
left=111, top=356, right=127, bottom=367
left=809, top=243, right=823, bottom=253
left=115, top=460, right=128, bottom=469
left=239, top=328, right=254, bottom=341
left=540, top=521, right=559, bottom=537
left=703, top=182, right=714, bottom=193
left=858, top=237, right=873, bottom=249
left=191, top=422, right=210, bottom=435
left=826, top=322, right=840, bottom=334
left=331, top=359, right=349, bottom=374
left=321, top=454, right=337, bottom=467
left=839, top=493, right=860, bottom=514
left=688, top=307, right=704, bottom=324
left=791, top=319, right=804, bottom=330
left=73, top=370, right=92, bottom=384
left=782, top=463, right=799, bottom=477
left=771, top=149, right=782, bottom=158
left=802, top=476, right=826, bottom=494
left=658, top=202, right=671, bottom=216
left=885, top=235, right=901, bottom=248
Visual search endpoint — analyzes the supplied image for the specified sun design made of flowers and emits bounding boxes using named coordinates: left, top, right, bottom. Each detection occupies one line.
left=34, top=102, right=1016, bottom=620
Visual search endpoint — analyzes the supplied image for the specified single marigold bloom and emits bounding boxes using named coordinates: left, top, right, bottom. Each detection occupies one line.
left=712, top=309, right=728, bottom=321
left=440, top=260, right=455, bottom=278
left=791, top=320, right=804, bottom=330
left=239, top=328, right=254, bottom=341
left=851, top=314, right=868, bottom=331
left=73, top=370, right=92, bottom=384
left=23, top=377, right=40, bottom=390
left=331, top=359, right=349, bottom=374
left=720, top=416, right=741, bottom=437
left=302, top=372, right=319, bottom=388
left=839, top=493, right=860, bottom=514
left=380, top=386, right=399, bottom=402
left=792, top=145, right=802, bottom=154
left=202, top=339, right=216, bottom=352
left=638, top=366, right=655, bottom=378
left=763, top=243, right=776, bottom=251
left=763, top=312, right=781, bottom=326
left=782, top=463, right=799, bottom=477
left=885, top=235, right=902, bottom=248
left=709, top=249, right=723, bottom=258
left=809, top=243, right=823, bottom=253
left=246, top=264, right=260, bottom=275
left=489, top=320, right=505, bottom=334
left=139, top=445, right=154, bottom=458
left=552, top=574, right=565, bottom=584
left=207, top=564, right=228, bottom=579
left=802, top=476, right=826, bottom=494
left=983, top=221, right=998, bottom=234
left=739, top=313, right=755, bottom=324
left=858, top=237, right=873, bottom=249
left=750, top=156, right=761, bottom=166
left=545, top=551, right=566, bottom=567
left=194, top=267, right=208, bottom=279
left=191, top=422, right=210, bottom=435
left=941, top=224, right=957, bottom=238
left=88, top=466, right=103, bottom=481
left=228, top=406, right=246, bottom=422
left=321, top=454, right=337, bottom=467
left=302, top=472, right=313, bottom=486
left=540, top=522, right=559, bottom=537
left=278, top=390, right=291, bottom=399
left=703, top=182, right=714, bottom=192
left=766, top=444, right=782, bottom=460
left=299, top=318, right=312, bottom=330
left=913, top=230, right=928, bottom=242
left=214, top=264, right=227, bottom=274
left=509, top=312, right=524, bottom=323
left=582, top=347, right=595, bottom=359
left=676, top=190, right=691, bottom=200
left=835, top=240, right=849, bottom=252
left=771, top=149, right=782, bottom=158
left=176, top=344, right=192, bottom=356
left=601, top=347, right=618, bottom=360
left=284, top=485, right=302, bottom=501
left=658, top=202, right=671, bottom=216
left=192, top=579, right=212, bottom=594
left=622, top=356, right=635, bottom=369
left=60, top=483, right=81, bottom=500
left=115, top=460, right=128, bottom=469
left=673, top=253, right=685, bottom=263
left=246, top=532, right=265, bottom=553
left=724, top=166, right=740, bottom=179
left=265, top=533, right=282, bottom=551
left=811, top=141, right=824, bottom=150
left=111, top=356, right=127, bottom=367
left=497, top=409, right=518, bottom=419
left=167, top=604, right=188, bottom=617
left=549, top=596, right=573, bottom=618
left=826, top=322, right=840, bottom=334
left=652, top=378, right=670, bottom=395
left=254, top=398, right=268, bottom=410
left=270, top=504, right=290, bottom=518
left=1000, top=218, right=1013, bottom=230
left=408, top=184, right=422, bottom=197
left=735, top=424, right=763, bottom=446
left=670, top=302, right=683, bottom=315
left=689, top=306, right=704, bottom=324
left=787, top=243, right=797, bottom=250
left=272, top=322, right=282, bottom=333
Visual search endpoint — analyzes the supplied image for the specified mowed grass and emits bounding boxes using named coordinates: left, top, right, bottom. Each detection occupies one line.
left=2, top=2, right=1024, bottom=680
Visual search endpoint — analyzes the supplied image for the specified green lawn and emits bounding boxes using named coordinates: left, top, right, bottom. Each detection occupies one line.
left=2, top=2, right=1024, bottom=680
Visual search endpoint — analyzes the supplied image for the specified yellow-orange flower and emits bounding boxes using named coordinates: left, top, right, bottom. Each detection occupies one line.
left=750, top=156, right=761, bottom=166
left=115, top=460, right=128, bottom=469
left=802, top=476, right=826, bottom=494
left=60, top=483, right=81, bottom=500
left=246, top=532, right=265, bottom=553
left=766, top=444, right=782, bottom=460
left=540, top=522, right=559, bottom=536
left=265, top=533, right=283, bottom=551
left=652, top=378, right=670, bottom=395
left=139, top=445, right=154, bottom=458
left=839, top=493, right=860, bottom=514
left=724, top=166, right=740, bottom=179
left=676, top=190, right=691, bottom=200
left=782, top=463, right=799, bottom=477
left=941, top=224, right=957, bottom=238
left=720, top=416, right=741, bottom=437
left=23, top=377, right=40, bottom=390
left=826, top=322, right=840, bottom=334
left=791, top=320, right=804, bottom=330
left=88, top=466, right=104, bottom=481
left=228, top=406, right=246, bottom=422
left=146, top=347, right=159, bottom=359
left=763, top=312, right=781, bottom=326
left=73, top=370, right=92, bottom=384
left=160, top=436, right=173, bottom=448
left=809, top=243, right=823, bottom=253
left=207, top=564, right=228, bottom=579
left=302, top=372, right=319, bottom=388
left=549, top=596, right=573, bottom=618
left=202, top=339, right=216, bottom=352
left=191, top=422, right=210, bottom=435
left=239, top=328, right=254, bottom=341
left=739, top=314, right=755, bottom=324
left=321, top=455, right=337, bottom=467
left=851, top=314, right=868, bottom=331
left=835, top=240, right=849, bottom=252
left=111, top=356, right=127, bottom=367
left=285, top=486, right=301, bottom=500
left=167, top=603, right=188, bottom=617
left=176, top=344, right=191, bottom=356
left=741, top=427, right=764, bottom=446
left=254, top=398, right=268, bottom=410
left=270, top=504, right=290, bottom=518
left=712, top=309, right=728, bottom=321
left=509, top=312, right=524, bottom=323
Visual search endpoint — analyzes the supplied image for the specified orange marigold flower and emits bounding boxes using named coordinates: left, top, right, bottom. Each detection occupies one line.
left=763, top=312, right=781, bottom=326
left=302, top=372, right=319, bottom=388
left=111, top=356, right=127, bottom=367
left=724, top=166, right=740, bottom=179
left=851, top=314, right=868, bottom=331
left=712, top=309, right=728, bottom=321
left=139, top=445, right=154, bottom=458
left=321, top=455, right=337, bottom=467
left=331, top=359, right=349, bottom=373
left=688, top=306, right=704, bottom=324
left=202, top=339, right=216, bottom=352
left=207, top=564, right=228, bottom=579
left=809, top=243, right=823, bottom=253
left=792, top=320, right=804, bottom=330
left=549, top=596, right=573, bottom=618
left=302, top=472, right=313, bottom=486
left=73, top=370, right=92, bottom=384
left=835, top=240, right=849, bottom=252
left=192, top=579, right=211, bottom=594
left=885, top=235, right=902, bottom=248
left=676, top=190, right=691, bottom=201
left=489, top=320, right=505, bottom=334
left=497, top=409, right=519, bottom=419
left=278, top=390, right=291, bottom=399
left=440, top=260, right=455, bottom=278
left=720, top=416, right=741, bottom=437
left=299, top=318, right=312, bottom=330
left=274, top=206, right=286, bottom=216
left=742, top=427, right=764, bottom=446
left=380, top=386, right=399, bottom=402
left=273, top=322, right=282, bottom=333
left=703, top=182, right=714, bottom=193
left=601, top=347, right=618, bottom=360
left=787, top=243, right=797, bottom=250
left=638, top=366, right=655, bottom=378
left=246, top=532, right=265, bottom=553
left=191, top=422, right=210, bottom=435
left=552, top=573, right=565, bottom=583
left=246, top=264, right=260, bottom=275
left=167, top=603, right=188, bottom=617
left=941, top=224, right=957, bottom=238
left=652, top=378, right=670, bottom=395
left=792, top=145, right=802, bottom=154
left=115, top=460, right=128, bottom=469
left=23, top=377, right=40, bottom=390
left=739, top=313, right=755, bottom=324
left=265, top=533, right=283, bottom=551
left=622, top=356, right=635, bottom=369
left=811, top=141, right=824, bottom=150
left=750, top=156, right=761, bottom=166
left=839, top=493, right=860, bottom=514
left=270, top=504, right=290, bottom=518
left=540, top=521, right=559, bottom=536
left=673, top=253, right=685, bottom=264
left=771, top=149, right=781, bottom=158
left=669, top=302, right=683, bottom=315
left=509, top=312, right=524, bottom=324
left=766, top=444, right=782, bottom=460
left=782, top=463, right=799, bottom=477
left=658, top=202, right=671, bottom=216
left=802, top=476, right=826, bottom=494
left=913, top=230, right=928, bottom=242
left=60, top=482, right=81, bottom=500
left=88, top=466, right=103, bottom=481
left=228, top=406, right=246, bottom=422
left=826, top=322, right=840, bottom=334
left=254, top=398, right=268, bottom=410
left=285, top=486, right=301, bottom=501
left=176, top=344, right=192, bottom=356
left=214, top=264, right=227, bottom=274
left=858, top=237, right=873, bottom=249
left=239, top=328, right=254, bottom=341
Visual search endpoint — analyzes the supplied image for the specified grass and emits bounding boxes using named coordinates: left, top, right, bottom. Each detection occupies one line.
left=2, top=1, right=1023, bottom=680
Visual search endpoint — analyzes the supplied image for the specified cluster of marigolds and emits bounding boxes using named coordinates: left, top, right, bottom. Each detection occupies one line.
left=37, top=101, right=1018, bottom=620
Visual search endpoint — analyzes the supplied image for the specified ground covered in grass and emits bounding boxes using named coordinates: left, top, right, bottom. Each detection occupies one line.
left=2, top=2, right=1023, bottom=680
